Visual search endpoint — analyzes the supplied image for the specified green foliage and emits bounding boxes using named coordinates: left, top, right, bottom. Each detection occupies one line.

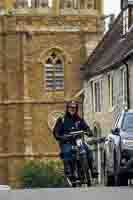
left=19, top=160, right=66, bottom=188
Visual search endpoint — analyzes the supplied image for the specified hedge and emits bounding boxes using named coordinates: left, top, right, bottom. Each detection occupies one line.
left=19, top=159, right=67, bottom=188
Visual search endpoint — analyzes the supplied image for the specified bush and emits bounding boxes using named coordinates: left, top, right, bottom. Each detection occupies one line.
left=19, top=160, right=66, bottom=188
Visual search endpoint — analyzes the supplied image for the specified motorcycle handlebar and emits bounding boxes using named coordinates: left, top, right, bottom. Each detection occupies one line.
left=60, top=130, right=84, bottom=140
left=68, top=130, right=84, bottom=135
left=60, top=130, right=92, bottom=142
left=64, top=130, right=91, bottom=137
left=59, top=130, right=106, bottom=143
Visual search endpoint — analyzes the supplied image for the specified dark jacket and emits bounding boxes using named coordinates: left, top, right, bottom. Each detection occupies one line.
left=53, top=112, right=93, bottom=141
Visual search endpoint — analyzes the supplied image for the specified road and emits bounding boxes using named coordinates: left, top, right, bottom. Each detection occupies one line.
left=2, top=187, right=133, bottom=200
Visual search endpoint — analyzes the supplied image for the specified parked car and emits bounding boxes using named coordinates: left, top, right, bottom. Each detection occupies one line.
left=103, top=109, right=133, bottom=186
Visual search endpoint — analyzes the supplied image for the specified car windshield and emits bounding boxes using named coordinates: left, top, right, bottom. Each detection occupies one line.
left=122, top=113, right=133, bottom=131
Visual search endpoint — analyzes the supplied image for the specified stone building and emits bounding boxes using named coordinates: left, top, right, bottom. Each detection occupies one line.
left=83, top=0, right=133, bottom=183
left=0, top=0, right=103, bottom=186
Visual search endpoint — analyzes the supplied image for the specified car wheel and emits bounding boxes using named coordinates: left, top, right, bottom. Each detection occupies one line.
left=104, top=169, right=115, bottom=186
left=116, top=175, right=128, bottom=186
left=113, top=150, right=128, bottom=186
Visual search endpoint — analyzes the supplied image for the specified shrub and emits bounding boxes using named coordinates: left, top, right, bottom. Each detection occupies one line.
left=19, top=160, right=66, bottom=188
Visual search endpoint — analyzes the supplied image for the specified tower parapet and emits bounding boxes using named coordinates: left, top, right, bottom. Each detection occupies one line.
left=0, top=0, right=103, bottom=16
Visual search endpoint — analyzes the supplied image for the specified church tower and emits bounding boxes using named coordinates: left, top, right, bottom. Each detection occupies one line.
left=0, top=0, right=103, bottom=186
left=0, top=0, right=15, bottom=9
left=1, top=0, right=103, bottom=13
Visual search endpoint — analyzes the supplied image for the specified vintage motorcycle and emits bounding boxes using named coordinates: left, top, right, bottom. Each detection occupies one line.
left=60, top=130, right=92, bottom=187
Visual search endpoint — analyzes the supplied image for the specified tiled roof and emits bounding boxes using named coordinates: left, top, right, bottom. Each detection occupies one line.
left=85, top=8, right=133, bottom=79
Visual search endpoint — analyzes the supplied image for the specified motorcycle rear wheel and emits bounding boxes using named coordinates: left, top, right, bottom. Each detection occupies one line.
left=80, top=156, right=91, bottom=187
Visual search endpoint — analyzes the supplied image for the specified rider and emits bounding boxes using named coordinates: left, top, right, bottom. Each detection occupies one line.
left=53, top=100, right=97, bottom=180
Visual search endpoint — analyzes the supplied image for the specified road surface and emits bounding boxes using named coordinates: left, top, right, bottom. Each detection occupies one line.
left=2, top=187, right=133, bottom=200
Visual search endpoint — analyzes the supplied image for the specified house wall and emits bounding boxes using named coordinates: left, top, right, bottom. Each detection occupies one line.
left=83, top=75, right=112, bottom=136
left=83, top=63, right=129, bottom=183
left=83, top=63, right=128, bottom=136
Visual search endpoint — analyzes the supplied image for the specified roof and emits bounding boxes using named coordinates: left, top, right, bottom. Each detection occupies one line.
left=84, top=7, right=133, bottom=79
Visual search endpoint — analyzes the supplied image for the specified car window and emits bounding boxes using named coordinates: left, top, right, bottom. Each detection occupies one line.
left=122, top=113, right=133, bottom=131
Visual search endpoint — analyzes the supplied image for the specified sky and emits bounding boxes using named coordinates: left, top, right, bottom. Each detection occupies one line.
left=104, top=0, right=121, bottom=16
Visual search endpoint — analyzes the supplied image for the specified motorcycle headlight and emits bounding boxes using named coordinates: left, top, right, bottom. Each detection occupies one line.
left=76, top=139, right=82, bottom=147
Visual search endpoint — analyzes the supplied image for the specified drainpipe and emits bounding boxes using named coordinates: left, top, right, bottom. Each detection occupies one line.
left=123, top=61, right=130, bottom=109
left=81, top=93, right=84, bottom=118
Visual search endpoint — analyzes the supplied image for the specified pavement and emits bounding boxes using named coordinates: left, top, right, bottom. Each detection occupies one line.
left=1, top=186, right=133, bottom=200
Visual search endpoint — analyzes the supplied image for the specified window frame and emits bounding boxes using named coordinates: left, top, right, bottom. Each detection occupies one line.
left=120, top=66, right=128, bottom=106
left=123, top=8, right=129, bottom=35
left=91, top=79, right=103, bottom=113
left=121, top=0, right=128, bottom=10
left=44, top=52, right=64, bottom=91
left=107, top=72, right=116, bottom=109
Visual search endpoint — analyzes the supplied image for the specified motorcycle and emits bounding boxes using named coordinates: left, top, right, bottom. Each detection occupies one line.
left=60, top=130, right=92, bottom=187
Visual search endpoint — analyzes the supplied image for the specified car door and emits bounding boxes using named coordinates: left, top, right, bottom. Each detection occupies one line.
left=104, top=114, right=121, bottom=172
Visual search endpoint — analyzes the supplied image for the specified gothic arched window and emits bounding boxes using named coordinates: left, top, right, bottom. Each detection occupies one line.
left=45, top=51, right=64, bottom=91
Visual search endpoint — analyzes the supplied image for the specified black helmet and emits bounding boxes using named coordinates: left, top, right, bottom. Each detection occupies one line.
left=66, top=100, right=78, bottom=112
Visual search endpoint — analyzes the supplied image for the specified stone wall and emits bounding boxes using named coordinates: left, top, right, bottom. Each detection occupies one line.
left=0, top=10, right=102, bottom=186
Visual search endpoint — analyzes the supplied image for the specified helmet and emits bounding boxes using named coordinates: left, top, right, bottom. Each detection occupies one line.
left=66, top=100, right=78, bottom=112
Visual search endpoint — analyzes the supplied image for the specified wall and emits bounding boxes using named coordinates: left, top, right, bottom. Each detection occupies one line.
left=83, top=64, right=128, bottom=136
left=0, top=8, right=102, bottom=186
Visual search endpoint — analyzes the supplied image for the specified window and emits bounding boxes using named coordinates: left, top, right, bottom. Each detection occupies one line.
left=108, top=74, right=115, bottom=108
left=121, top=0, right=128, bottom=9
left=123, top=8, right=129, bottom=35
left=92, top=79, right=102, bottom=112
left=121, top=67, right=128, bottom=105
left=45, top=51, right=64, bottom=91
